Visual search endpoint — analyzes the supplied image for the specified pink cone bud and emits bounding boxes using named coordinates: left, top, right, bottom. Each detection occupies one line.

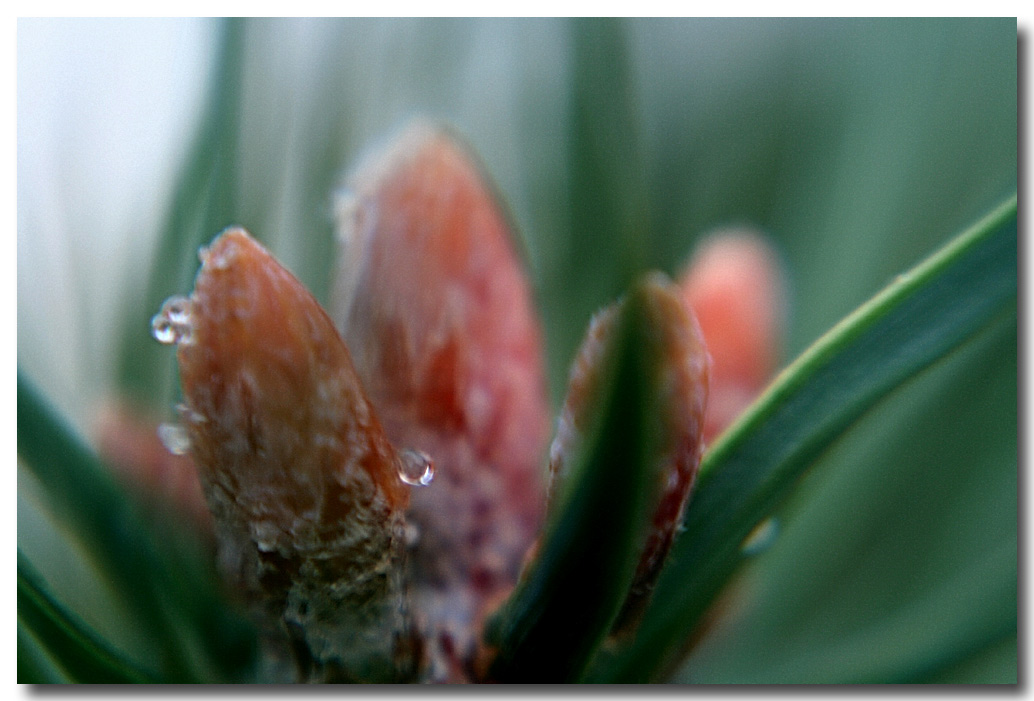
left=680, top=230, right=785, bottom=442
left=332, top=122, right=550, bottom=680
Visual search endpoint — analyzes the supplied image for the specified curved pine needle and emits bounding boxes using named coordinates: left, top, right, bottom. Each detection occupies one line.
left=598, top=194, right=1017, bottom=682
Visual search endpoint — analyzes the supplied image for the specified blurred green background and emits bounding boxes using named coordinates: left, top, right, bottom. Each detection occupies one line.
left=18, top=18, right=1017, bottom=683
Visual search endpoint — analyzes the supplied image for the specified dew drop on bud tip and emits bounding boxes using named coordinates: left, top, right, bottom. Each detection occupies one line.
left=157, top=422, right=191, bottom=456
left=397, top=449, right=435, bottom=486
left=151, top=295, right=194, bottom=345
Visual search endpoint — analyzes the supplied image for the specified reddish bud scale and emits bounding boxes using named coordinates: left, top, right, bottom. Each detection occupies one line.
left=175, top=228, right=417, bottom=682
left=548, top=274, right=710, bottom=638
left=333, top=123, right=550, bottom=680
left=679, top=230, right=785, bottom=442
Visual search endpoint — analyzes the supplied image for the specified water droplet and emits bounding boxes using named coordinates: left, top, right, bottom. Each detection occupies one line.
left=740, top=517, right=779, bottom=556
left=151, top=318, right=175, bottom=344
left=157, top=422, right=191, bottom=456
left=165, top=300, right=190, bottom=324
left=397, top=449, right=435, bottom=486
left=151, top=295, right=194, bottom=345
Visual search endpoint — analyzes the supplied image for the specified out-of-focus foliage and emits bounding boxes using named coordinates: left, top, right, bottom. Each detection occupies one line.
left=597, top=197, right=1016, bottom=682
left=17, top=18, right=1016, bottom=683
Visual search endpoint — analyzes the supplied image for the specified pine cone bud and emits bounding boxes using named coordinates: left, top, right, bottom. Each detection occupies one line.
left=165, top=227, right=419, bottom=682
left=679, top=230, right=785, bottom=442
left=332, top=122, right=550, bottom=680
left=548, top=273, right=710, bottom=638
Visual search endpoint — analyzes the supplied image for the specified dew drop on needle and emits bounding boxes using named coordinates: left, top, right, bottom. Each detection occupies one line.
left=740, top=517, right=779, bottom=556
